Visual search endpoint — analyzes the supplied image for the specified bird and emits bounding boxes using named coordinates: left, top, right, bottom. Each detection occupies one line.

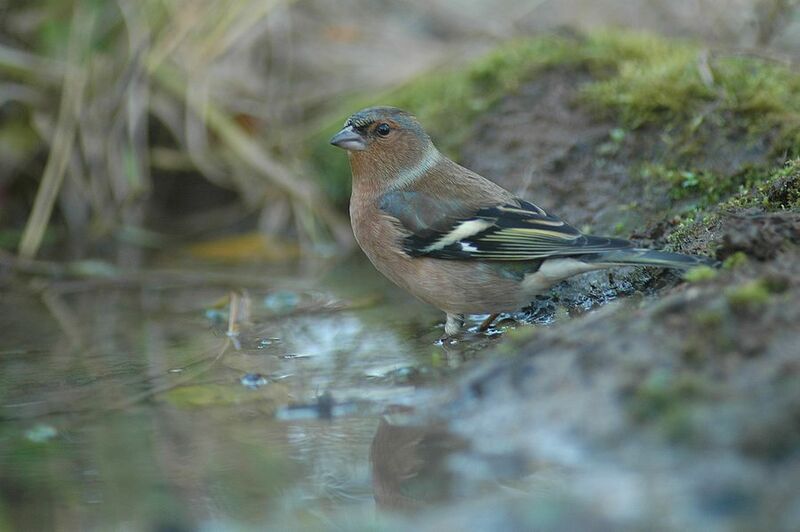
left=330, top=106, right=716, bottom=336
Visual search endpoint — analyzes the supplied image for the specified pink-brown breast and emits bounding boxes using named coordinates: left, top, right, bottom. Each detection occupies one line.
left=349, top=194, right=530, bottom=315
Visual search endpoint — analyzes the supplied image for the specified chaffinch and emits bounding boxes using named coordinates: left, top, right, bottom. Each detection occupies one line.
left=330, top=106, right=716, bottom=336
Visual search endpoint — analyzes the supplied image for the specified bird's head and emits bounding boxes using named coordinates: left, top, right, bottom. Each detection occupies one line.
left=330, top=106, right=439, bottom=186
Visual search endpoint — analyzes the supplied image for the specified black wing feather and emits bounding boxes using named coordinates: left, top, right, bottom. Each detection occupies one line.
left=381, top=194, right=634, bottom=261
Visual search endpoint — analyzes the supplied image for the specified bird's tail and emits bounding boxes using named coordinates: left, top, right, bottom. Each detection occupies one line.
left=580, top=248, right=719, bottom=269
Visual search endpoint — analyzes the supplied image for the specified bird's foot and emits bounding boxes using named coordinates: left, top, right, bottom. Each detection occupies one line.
left=438, top=313, right=508, bottom=344
left=478, top=313, right=500, bottom=332
left=443, top=313, right=465, bottom=337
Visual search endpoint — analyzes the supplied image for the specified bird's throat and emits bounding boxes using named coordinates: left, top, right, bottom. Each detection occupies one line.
left=348, top=144, right=441, bottom=197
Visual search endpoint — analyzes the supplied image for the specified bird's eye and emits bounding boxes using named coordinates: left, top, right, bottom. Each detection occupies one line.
left=376, top=123, right=391, bottom=136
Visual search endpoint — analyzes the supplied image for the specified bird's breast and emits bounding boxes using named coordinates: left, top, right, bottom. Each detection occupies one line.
left=349, top=195, right=534, bottom=315
left=350, top=196, right=411, bottom=280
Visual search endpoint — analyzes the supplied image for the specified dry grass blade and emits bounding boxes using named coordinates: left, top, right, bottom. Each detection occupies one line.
left=40, top=290, right=85, bottom=350
left=5, top=0, right=360, bottom=258
left=0, top=42, right=65, bottom=81
left=17, top=7, right=94, bottom=259
left=151, top=64, right=354, bottom=247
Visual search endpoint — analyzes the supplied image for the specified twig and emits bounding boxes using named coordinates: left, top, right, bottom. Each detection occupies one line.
left=226, top=290, right=251, bottom=349
left=40, top=290, right=85, bottom=350
left=102, top=338, right=232, bottom=413
left=0, top=250, right=276, bottom=290
left=696, top=49, right=715, bottom=90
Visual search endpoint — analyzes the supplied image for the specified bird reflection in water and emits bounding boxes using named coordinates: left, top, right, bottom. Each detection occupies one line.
left=369, top=405, right=468, bottom=511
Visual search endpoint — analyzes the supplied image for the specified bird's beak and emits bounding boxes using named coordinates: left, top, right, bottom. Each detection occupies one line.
left=330, top=125, right=367, bottom=151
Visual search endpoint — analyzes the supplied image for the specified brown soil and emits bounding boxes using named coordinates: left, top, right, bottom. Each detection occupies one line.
left=461, top=68, right=634, bottom=231
left=460, top=68, right=781, bottom=236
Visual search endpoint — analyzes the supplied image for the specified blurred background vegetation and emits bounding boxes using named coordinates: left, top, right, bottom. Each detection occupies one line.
left=1, top=0, right=799, bottom=264
left=1, top=2, right=800, bottom=530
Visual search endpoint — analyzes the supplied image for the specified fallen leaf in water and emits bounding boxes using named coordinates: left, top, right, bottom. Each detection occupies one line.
left=184, top=233, right=300, bottom=262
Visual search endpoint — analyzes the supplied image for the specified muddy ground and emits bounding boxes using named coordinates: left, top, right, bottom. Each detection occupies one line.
left=389, top=68, right=800, bottom=530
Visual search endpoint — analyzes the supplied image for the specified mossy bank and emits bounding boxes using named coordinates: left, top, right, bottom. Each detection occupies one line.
left=310, top=31, right=800, bottom=212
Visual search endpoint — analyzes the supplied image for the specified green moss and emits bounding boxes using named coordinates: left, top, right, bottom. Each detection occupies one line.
left=716, top=159, right=800, bottom=211
left=722, top=252, right=749, bottom=270
left=639, top=163, right=726, bottom=204
left=644, top=159, right=800, bottom=216
left=580, top=42, right=713, bottom=127
left=581, top=46, right=800, bottom=135
left=725, top=279, right=772, bottom=310
left=666, top=159, right=800, bottom=249
left=665, top=209, right=713, bottom=248
left=765, top=277, right=791, bottom=298
left=716, top=57, right=800, bottom=118
left=695, top=308, right=725, bottom=328
left=579, top=42, right=800, bottom=214
left=684, top=265, right=718, bottom=283
left=628, top=369, right=712, bottom=442
left=757, top=158, right=800, bottom=209
left=681, top=302, right=740, bottom=363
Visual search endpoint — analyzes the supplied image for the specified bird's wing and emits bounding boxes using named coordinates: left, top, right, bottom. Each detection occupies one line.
left=379, top=192, right=634, bottom=261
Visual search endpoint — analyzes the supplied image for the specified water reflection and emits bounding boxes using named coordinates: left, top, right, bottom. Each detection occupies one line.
left=0, top=255, right=513, bottom=530
left=370, top=406, right=467, bottom=512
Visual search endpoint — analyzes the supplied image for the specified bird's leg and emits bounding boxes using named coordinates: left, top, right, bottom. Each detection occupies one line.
left=444, top=313, right=465, bottom=336
left=478, top=313, right=499, bottom=332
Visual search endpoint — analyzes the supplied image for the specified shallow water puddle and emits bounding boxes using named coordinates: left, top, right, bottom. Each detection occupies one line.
left=0, top=251, right=649, bottom=529
left=0, top=255, right=524, bottom=529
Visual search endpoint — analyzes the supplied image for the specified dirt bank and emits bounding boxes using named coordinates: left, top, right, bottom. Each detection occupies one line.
left=412, top=64, right=800, bottom=529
